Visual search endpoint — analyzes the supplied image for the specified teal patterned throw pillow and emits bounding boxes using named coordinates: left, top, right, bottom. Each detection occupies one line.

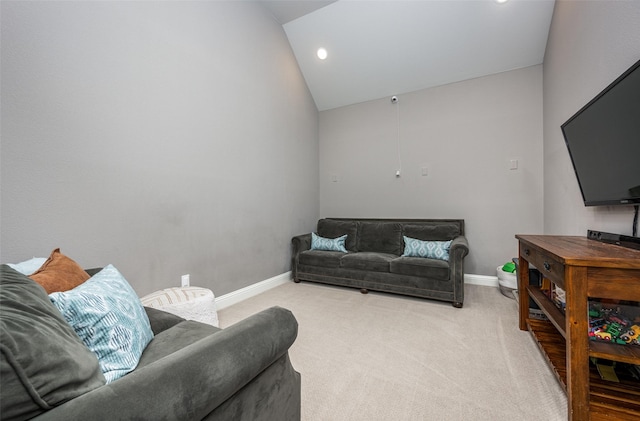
left=49, top=264, right=154, bottom=383
left=402, top=236, right=452, bottom=261
left=311, top=232, right=348, bottom=252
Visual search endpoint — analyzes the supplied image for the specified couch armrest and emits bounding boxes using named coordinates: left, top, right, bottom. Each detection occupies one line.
left=292, top=233, right=311, bottom=254
left=449, top=235, right=469, bottom=307
left=291, top=233, right=311, bottom=281
left=34, top=307, right=298, bottom=421
left=449, top=235, right=469, bottom=258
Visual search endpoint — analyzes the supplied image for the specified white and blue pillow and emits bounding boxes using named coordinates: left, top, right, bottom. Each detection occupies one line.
left=6, top=257, right=47, bottom=275
left=49, top=264, right=153, bottom=383
left=311, top=232, right=348, bottom=253
left=402, top=236, right=452, bottom=261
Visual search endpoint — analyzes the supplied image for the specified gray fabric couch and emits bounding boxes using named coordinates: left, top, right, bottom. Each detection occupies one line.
left=1, top=265, right=301, bottom=421
left=292, top=218, right=469, bottom=307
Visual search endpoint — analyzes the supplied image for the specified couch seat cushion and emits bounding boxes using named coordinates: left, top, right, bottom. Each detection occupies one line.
left=357, top=222, right=403, bottom=255
left=298, top=250, right=345, bottom=268
left=390, top=257, right=450, bottom=281
left=0, top=265, right=105, bottom=420
left=341, top=252, right=395, bottom=272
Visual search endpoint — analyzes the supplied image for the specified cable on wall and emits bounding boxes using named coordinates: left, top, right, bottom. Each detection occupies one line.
left=392, top=95, right=401, bottom=177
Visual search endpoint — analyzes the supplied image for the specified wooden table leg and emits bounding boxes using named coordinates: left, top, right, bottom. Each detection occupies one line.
left=566, top=266, right=590, bottom=420
left=518, top=248, right=530, bottom=331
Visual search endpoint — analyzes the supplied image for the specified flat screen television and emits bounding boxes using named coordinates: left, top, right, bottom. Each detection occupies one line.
left=561, top=58, right=640, bottom=207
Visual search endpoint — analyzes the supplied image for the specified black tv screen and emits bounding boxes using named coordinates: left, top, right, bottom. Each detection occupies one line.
left=561, top=59, right=640, bottom=206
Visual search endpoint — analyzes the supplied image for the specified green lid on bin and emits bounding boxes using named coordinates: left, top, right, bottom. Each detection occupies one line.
left=502, top=262, right=516, bottom=273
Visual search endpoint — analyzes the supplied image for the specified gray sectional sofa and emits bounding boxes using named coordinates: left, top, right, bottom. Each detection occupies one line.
left=1, top=265, right=301, bottom=420
left=292, top=218, right=469, bottom=307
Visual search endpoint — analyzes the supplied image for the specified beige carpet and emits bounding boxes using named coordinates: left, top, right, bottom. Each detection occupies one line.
left=218, top=282, right=567, bottom=420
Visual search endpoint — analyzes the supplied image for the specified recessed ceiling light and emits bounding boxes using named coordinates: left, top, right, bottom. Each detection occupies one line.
left=495, top=0, right=509, bottom=3
left=317, top=48, right=328, bottom=60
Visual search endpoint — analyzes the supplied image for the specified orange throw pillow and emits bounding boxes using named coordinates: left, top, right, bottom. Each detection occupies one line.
left=29, top=248, right=90, bottom=294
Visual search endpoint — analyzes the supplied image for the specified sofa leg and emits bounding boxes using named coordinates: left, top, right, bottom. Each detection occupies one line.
left=360, top=288, right=369, bottom=294
left=293, top=278, right=301, bottom=283
left=452, top=302, right=463, bottom=308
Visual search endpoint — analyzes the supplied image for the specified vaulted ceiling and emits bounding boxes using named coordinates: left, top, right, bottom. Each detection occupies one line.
left=261, top=0, right=555, bottom=111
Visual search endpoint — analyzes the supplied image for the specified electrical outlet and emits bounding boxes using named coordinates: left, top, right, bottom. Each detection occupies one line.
left=181, top=274, right=190, bottom=287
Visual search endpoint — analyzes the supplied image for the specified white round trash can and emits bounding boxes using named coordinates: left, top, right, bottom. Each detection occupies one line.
left=141, top=286, right=219, bottom=327
left=497, top=266, right=517, bottom=299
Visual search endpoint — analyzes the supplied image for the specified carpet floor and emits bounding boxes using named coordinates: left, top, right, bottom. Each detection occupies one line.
left=218, top=282, right=567, bottom=420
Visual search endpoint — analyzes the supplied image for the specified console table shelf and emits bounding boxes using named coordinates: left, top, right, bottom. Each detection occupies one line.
left=527, top=286, right=566, bottom=337
left=590, top=341, right=640, bottom=365
left=517, top=235, right=640, bottom=420
left=527, top=320, right=640, bottom=421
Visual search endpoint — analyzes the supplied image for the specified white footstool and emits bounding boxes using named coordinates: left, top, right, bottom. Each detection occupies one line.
left=141, top=286, right=219, bottom=327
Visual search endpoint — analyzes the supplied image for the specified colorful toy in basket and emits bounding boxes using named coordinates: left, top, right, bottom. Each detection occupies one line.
left=588, top=301, right=640, bottom=346
left=620, top=325, right=640, bottom=345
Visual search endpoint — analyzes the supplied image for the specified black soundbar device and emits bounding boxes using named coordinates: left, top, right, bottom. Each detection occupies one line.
left=587, top=230, right=640, bottom=251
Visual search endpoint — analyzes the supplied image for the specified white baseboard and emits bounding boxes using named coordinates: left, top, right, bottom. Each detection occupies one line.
left=215, top=271, right=498, bottom=310
left=215, top=271, right=292, bottom=310
left=465, top=273, right=499, bottom=287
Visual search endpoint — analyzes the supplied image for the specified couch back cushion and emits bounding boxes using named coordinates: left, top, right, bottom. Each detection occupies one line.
left=402, top=223, right=462, bottom=241
left=357, top=222, right=403, bottom=255
left=0, top=265, right=105, bottom=420
left=317, top=219, right=358, bottom=251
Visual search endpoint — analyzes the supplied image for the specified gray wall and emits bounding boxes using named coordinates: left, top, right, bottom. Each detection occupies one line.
left=1, top=1, right=319, bottom=296
left=543, top=1, right=640, bottom=236
left=319, top=66, right=544, bottom=276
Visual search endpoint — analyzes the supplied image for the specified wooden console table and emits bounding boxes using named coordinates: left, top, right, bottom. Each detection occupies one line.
left=516, top=235, right=640, bottom=420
